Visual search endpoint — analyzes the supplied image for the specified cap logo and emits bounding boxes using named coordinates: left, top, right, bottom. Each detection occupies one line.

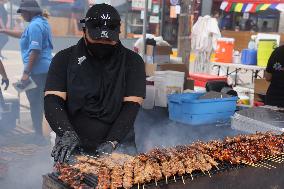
left=101, top=30, right=109, bottom=38
left=101, top=14, right=110, bottom=26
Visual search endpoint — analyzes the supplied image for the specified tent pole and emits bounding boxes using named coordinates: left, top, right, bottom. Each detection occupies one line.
left=142, top=0, right=149, bottom=62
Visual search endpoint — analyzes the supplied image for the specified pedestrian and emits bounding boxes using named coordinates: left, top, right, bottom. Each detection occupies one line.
left=44, top=3, right=146, bottom=163
left=265, top=45, right=284, bottom=107
left=0, top=0, right=8, bottom=59
left=0, top=59, right=9, bottom=120
left=0, top=0, right=53, bottom=142
left=0, top=59, right=8, bottom=90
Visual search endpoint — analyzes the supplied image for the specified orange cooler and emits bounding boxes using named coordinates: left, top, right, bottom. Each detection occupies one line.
left=214, top=38, right=235, bottom=63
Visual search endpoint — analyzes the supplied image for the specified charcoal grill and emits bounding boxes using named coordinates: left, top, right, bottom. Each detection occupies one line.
left=43, top=158, right=284, bottom=189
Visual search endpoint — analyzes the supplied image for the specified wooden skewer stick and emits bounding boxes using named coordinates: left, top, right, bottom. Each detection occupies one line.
left=182, top=176, right=185, bottom=185
left=174, top=176, right=176, bottom=182
left=255, top=163, right=271, bottom=169
left=155, top=179, right=157, bottom=187
left=207, top=171, right=211, bottom=178
left=215, top=165, right=219, bottom=170
left=166, top=176, right=168, bottom=184
left=143, top=184, right=145, bottom=189
left=261, top=162, right=277, bottom=168
left=190, top=173, right=193, bottom=181
left=138, top=183, right=139, bottom=189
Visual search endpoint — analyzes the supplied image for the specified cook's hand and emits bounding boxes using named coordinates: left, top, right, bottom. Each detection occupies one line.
left=96, top=141, right=118, bottom=156
left=21, top=73, right=30, bottom=81
left=1, top=78, right=9, bottom=90
left=51, top=131, right=80, bottom=163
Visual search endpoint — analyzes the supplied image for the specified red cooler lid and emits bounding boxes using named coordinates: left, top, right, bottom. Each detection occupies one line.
left=188, top=73, right=227, bottom=82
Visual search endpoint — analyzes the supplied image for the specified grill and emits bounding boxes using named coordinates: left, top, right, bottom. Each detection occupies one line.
left=43, top=157, right=284, bottom=189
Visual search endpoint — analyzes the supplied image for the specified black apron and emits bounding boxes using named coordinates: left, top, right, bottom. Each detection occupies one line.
left=66, top=39, right=136, bottom=153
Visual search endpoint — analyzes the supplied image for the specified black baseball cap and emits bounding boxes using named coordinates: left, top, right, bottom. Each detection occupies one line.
left=17, top=0, right=42, bottom=13
left=82, top=3, right=121, bottom=41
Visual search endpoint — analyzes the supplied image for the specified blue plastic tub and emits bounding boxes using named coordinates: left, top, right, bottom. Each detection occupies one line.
left=168, top=93, right=238, bottom=125
left=241, top=49, right=257, bottom=65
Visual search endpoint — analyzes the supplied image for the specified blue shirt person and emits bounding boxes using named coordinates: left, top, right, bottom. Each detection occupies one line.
left=0, top=0, right=53, bottom=143
left=20, top=15, right=53, bottom=74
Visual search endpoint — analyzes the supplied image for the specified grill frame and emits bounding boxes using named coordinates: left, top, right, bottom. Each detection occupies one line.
left=43, top=158, right=284, bottom=189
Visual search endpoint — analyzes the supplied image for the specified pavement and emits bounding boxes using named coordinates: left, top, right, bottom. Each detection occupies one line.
left=0, top=50, right=53, bottom=189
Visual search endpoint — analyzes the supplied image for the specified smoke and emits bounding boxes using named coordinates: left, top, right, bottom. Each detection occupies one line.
left=0, top=147, right=53, bottom=189
left=135, top=107, right=242, bottom=153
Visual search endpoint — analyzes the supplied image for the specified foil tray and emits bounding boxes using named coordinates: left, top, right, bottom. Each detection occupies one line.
left=231, top=107, right=284, bottom=134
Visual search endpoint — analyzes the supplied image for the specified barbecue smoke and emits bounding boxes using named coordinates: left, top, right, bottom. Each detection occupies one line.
left=134, top=108, right=236, bottom=153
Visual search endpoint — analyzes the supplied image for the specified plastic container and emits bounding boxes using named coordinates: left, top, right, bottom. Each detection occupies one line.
left=189, top=73, right=227, bottom=87
left=241, top=49, right=257, bottom=65
left=154, top=71, right=185, bottom=107
left=168, top=93, right=238, bottom=125
left=0, top=98, right=19, bottom=131
left=257, top=39, right=277, bottom=67
left=214, top=38, right=235, bottom=63
left=142, top=85, right=155, bottom=109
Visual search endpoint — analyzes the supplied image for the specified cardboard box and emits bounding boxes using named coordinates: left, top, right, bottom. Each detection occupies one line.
left=254, top=79, right=270, bottom=102
left=146, top=45, right=172, bottom=64
left=146, top=45, right=172, bottom=55
left=145, top=63, right=157, bottom=77
left=145, top=55, right=170, bottom=64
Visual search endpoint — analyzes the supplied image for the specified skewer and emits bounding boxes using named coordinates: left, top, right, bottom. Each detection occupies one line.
left=215, top=165, right=219, bottom=170
left=143, top=184, right=145, bottom=189
left=255, top=163, right=271, bottom=169
left=182, top=176, right=185, bottom=184
left=165, top=176, right=168, bottom=184
left=207, top=171, right=211, bottom=178
left=155, top=179, right=157, bottom=186
left=190, top=173, right=193, bottom=181
left=260, top=162, right=277, bottom=168
left=138, top=183, right=139, bottom=189
left=174, top=176, right=176, bottom=182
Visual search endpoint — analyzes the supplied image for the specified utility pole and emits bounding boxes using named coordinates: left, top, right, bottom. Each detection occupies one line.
left=142, top=0, right=149, bottom=62
left=177, top=0, right=193, bottom=68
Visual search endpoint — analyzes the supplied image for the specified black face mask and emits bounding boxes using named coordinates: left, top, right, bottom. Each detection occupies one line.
left=85, top=38, right=117, bottom=59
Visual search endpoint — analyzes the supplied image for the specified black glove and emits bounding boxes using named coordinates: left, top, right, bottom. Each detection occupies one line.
left=1, top=78, right=9, bottom=90
left=51, top=131, right=80, bottom=163
left=96, top=141, right=118, bottom=156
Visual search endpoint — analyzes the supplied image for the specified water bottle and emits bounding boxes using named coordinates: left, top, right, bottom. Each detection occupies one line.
left=248, top=35, right=257, bottom=50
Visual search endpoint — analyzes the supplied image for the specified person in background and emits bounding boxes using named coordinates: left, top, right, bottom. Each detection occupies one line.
left=44, top=3, right=146, bottom=163
left=245, top=19, right=253, bottom=31
left=0, top=59, right=8, bottom=121
left=264, top=45, right=284, bottom=107
left=0, top=0, right=8, bottom=59
left=0, top=59, right=8, bottom=90
left=0, top=0, right=53, bottom=142
left=261, top=21, right=270, bottom=32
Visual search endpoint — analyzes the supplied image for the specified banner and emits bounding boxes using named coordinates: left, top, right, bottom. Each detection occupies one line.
left=220, top=0, right=284, bottom=12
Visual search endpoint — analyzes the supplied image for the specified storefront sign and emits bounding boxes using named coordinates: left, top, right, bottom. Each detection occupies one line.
left=149, top=16, right=159, bottom=23
left=132, top=0, right=152, bottom=10
left=176, top=5, right=181, bottom=14
left=243, top=12, right=249, bottom=19
left=153, top=4, right=160, bottom=13
left=170, top=6, right=177, bottom=18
